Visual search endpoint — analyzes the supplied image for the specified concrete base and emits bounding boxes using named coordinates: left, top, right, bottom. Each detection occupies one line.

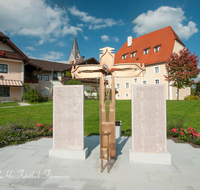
left=129, top=149, right=171, bottom=165
left=115, top=125, right=121, bottom=139
left=49, top=148, right=88, bottom=160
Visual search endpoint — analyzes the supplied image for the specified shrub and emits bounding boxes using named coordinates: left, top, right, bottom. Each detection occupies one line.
left=184, top=95, right=200, bottom=100
left=63, top=79, right=82, bottom=85
left=12, top=96, right=18, bottom=102
left=23, top=83, right=48, bottom=103
left=167, top=116, right=200, bottom=145
left=38, top=95, right=49, bottom=102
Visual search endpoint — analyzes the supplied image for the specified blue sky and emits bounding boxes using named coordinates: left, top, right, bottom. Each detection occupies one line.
left=0, top=0, right=199, bottom=66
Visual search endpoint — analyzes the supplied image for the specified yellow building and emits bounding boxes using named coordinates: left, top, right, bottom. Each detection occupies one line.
left=0, top=32, right=30, bottom=102
left=114, top=26, right=190, bottom=100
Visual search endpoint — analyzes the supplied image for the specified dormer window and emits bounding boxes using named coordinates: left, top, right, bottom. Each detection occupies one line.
left=122, top=54, right=128, bottom=60
left=130, top=52, right=136, bottom=58
left=154, top=46, right=160, bottom=53
left=143, top=48, right=149, bottom=55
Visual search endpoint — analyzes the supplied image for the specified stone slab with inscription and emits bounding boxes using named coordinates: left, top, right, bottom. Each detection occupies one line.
left=129, top=84, right=171, bottom=165
left=49, top=85, right=88, bottom=159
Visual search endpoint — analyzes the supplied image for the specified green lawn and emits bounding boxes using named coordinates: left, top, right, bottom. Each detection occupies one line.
left=0, top=100, right=200, bottom=136
left=0, top=102, right=19, bottom=107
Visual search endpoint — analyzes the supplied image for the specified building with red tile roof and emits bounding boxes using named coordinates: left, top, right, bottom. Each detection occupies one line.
left=114, top=26, right=190, bottom=100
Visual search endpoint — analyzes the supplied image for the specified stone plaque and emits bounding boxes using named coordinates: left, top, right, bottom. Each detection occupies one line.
left=132, top=84, right=166, bottom=153
left=53, top=85, right=84, bottom=150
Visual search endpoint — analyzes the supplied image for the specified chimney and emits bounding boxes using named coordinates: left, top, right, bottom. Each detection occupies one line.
left=127, top=36, right=132, bottom=47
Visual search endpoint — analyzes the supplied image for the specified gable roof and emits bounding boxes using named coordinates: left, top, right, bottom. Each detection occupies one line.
left=0, top=31, right=29, bottom=63
left=74, top=57, right=99, bottom=66
left=114, top=26, right=185, bottom=66
left=30, top=59, right=71, bottom=72
left=30, top=57, right=100, bottom=72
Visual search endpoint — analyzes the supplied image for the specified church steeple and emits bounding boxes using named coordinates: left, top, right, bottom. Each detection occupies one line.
left=69, top=34, right=81, bottom=64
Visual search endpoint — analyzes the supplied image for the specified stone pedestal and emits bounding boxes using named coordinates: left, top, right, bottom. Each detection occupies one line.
left=49, top=85, right=88, bottom=160
left=115, top=121, right=121, bottom=139
left=130, top=84, right=171, bottom=165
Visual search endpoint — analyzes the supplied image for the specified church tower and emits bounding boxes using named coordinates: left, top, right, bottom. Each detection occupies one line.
left=69, top=35, right=84, bottom=64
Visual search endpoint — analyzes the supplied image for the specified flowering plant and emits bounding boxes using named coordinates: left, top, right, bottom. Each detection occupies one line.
left=170, top=126, right=200, bottom=142
left=0, top=121, right=53, bottom=147
left=0, top=50, right=5, bottom=57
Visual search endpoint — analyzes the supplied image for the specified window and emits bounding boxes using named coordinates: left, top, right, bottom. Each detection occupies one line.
left=142, top=80, right=147, bottom=84
left=53, top=72, right=58, bottom=80
left=122, top=54, right=128, bottom=60
left=37, top=74, right=42, bottom=81
left=53, top=72, right=57, bottom=77
left=154, top=46, right=160, bottom=52
left=130, top=52, right=136, bottom=58
left=154, top=66, right=160, bottom=73
left=154, top=79, right=160, bottom=84
left=125, top=93, right=129, bottom=98
left=44, top=89, right=49, bottom=96
left=0, top=64, right=8, bottom=73
left=143, top=48, right=149, bottom=55
left=125, top=82, right=129, bottom=89
left=133, top=78, right=137, bottom=83
left=0, top=86, right=10, bottom=97
left=145, top=68, right=147, bottom=75
left=44, top=75, right=49, bottom=81
left=116, top=83, right=120, bottom=89
left=116, top=94, right=120, bottom=99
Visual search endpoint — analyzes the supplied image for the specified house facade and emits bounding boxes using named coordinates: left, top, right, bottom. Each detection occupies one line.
left=28, top=57, right=100, bottom=97
left=114, top=26, right=190, bottom=100
left=0, top=32, right=30, bottom=102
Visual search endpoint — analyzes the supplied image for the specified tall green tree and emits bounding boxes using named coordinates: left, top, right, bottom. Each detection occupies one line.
left=164, top=48, right=200, bottom=100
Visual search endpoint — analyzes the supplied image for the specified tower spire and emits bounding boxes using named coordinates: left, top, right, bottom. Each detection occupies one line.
left=69, top=34, right=81, bottom=64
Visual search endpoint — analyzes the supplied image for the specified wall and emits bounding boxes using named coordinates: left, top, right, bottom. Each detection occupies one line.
left=115, top=60, right=190, bottom=100
left=0, top=58, right=23, bottom=101
left=0, top=42, right=14, bottom=52
left=173, top=40, right=184, bottom=53
left=115, top=63, right=170, bottom=100
left=36, top=71, right=52, bottom=96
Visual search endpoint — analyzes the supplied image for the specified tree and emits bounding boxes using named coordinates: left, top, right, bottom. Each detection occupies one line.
left=164, top=48, right=200, bottom=100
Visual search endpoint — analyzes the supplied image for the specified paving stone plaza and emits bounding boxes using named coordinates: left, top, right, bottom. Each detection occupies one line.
left=0, top=136, right=200, bottom=190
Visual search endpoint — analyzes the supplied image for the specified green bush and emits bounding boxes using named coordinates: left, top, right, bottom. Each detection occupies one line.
left=63, top=79, right=82, bottom=85
left=184, top=95, right=200, bottom=100
left=23, top=83, right=48, bottom=103
left=38, top=95, right=49, bottom=102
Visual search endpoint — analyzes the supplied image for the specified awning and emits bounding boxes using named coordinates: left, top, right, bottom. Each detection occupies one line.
left=0, top=80, right=23, bottom=86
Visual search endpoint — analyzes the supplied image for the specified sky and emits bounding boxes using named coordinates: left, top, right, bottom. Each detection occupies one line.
left=0, top=0, right=200, bottom=67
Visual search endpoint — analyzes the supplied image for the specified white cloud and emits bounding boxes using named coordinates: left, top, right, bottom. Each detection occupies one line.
left=101, top=35, right=110, bottom=42
left=0, top=0, right=82, bottom=43
left=69, top=6, right=102, bottom=23
left=77, top=23, right=84, bottom=27
left=62, top=25, right=82, bottom=35
left=58, top=41, right=66, bottom=47
left=132, top=6, right=198, bottom=40
left=43, top=51, right=64, bottom=60
left=69, top=6, right=123, bottom=30
left=113, top=37, right=119, bottom=42
left=25, top=46, right=35, bottom=51
left=38, top=40, right=44, bottom=46
left=84, top=36, right=89, bottom=41
left=49, top=38, right=56, bottom=43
